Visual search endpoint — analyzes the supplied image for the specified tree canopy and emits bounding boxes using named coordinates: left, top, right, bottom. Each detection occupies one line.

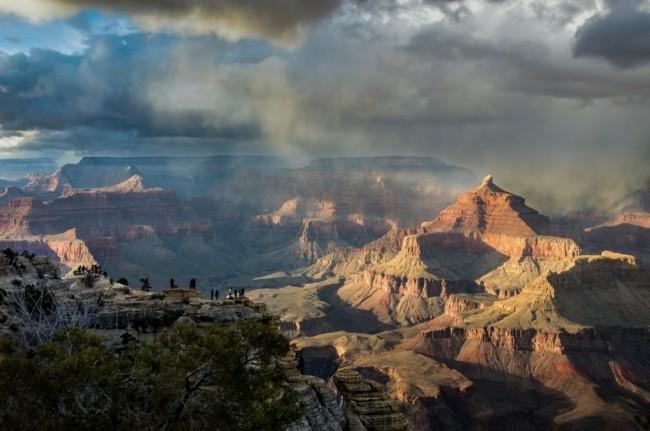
left=0, top=321, right=301, bottom=431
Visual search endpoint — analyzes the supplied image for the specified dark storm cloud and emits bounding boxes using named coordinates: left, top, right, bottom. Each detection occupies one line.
left=0, top=34, right=263, bottom=139
left=574, top=4, right=650, bottom=68
left=1, top=0, right=650, bottom=212
left=405, top=26, right=650, bottom=100
left=0, top=0, right=342, bottom=45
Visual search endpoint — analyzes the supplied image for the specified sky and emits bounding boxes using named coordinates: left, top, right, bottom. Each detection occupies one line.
left=0, top=0, right=649, bottom=212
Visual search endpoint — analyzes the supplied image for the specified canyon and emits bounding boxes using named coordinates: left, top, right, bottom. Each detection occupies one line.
left=0, top=156, right=649, bottom=430
left=250, top=173, right=650, bottom=430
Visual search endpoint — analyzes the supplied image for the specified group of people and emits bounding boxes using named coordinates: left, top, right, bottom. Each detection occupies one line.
left=226, top=288, right=245, bottom=300
left=209, top=288, right=245, bottom=300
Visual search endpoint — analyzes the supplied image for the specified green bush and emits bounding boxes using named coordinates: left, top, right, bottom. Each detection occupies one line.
left=0, top=321, right=301, bottom=431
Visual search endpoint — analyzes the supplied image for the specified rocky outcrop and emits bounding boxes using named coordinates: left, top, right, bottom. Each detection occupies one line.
left=246, top=196, right=397, bottom=267
left=403, top=251, right=650, bottom=429
left=0, top=186, right=32, bottom=207
left=478, top=234, right=582, bottom=298
left=580, top=180, right=650, bottom=265
left=61, top=175, right=159, bottom=196
left=0, top=230, right=97, bottom=272
left=283, top=350, right=347, bottom=431
left=333, top=368, right=409, bottom=431
left=42, top=231, right=98, bottom=270
left=298, top=219, right=349, bottom=263
left=0, top=186, right=212, bottom=239
left=479, top=232, right=580, bottom=260
left=24, top=170, right=72, bottom=195
left=415, top=326, right=650, bottom=362
left=0, top=254, right=351, bottom=431
left=422, top=175, right=550, bottom=236
left=361, top=271, right=481, bottom=299
left=476, top=251, right=650, bottom=330
left=58, top=155, right=287, bottom=197
left=590, top=211, right=650, bottom=230
left=443, top=294, right=496, bottom=322
left=0, top=178, right=224, bottom=285
left=336, top=177, right=584, bottom=320
left=253, top=198, right=337, bottom=226
left=349, top=351, right=472, bottom=431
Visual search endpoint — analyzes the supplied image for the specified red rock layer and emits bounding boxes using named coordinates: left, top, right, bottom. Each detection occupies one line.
left=422, top=175, right=549, bottom=236
left=0, top=184, right=212, bottom=240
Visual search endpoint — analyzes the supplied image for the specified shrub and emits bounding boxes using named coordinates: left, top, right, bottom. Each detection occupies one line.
left=2, top=248, right=16, bottom=260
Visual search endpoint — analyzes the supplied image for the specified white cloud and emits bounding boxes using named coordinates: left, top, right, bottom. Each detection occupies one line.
left=0, top=129, right=40, bottom=155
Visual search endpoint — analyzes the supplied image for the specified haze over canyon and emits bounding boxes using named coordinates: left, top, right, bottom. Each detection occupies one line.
left=1, top=1, right=650, bottom=430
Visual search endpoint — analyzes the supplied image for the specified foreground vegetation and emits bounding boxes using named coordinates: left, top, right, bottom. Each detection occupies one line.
left=0, top=321, right=301, bottom=431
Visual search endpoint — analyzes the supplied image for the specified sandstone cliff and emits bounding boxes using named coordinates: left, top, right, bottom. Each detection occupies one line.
left=334, top=177, right=582, bottom=324
left=0, top=176, right=235, bottom=287
left=422, top=175, right=550, bottom=236
left=405, top=251, right=650, bottom=429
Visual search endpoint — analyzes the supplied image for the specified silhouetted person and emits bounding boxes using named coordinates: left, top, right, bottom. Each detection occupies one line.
left=170, top=278, right=175, bottom=289
left=210, top=289, right=214, bottom=300
left=189, top=278, right=196, bottom=290
left=214, top=289, right=219, bottom=300
left=240, top=288, right=245, bottom=297
left=140, top=278, right=151, bottom=292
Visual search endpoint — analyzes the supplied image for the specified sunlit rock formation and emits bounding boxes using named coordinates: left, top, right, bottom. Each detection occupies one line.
left=406, top=251, right=650, bottom=429
left=334, top=176, right=581, bottom=324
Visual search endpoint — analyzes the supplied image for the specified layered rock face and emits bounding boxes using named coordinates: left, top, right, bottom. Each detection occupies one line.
left=349, top=351, right=472, bottom=430
left=0, top=186, right=33, bottom=207
left=298, top=219, right=349, bottom=263
left=442, top=293, right=496, bottom=323
left=336, top=176, right=581, bottom=324
left=283, top=351, right=347, bottom=431
left=216, top=156, right=474, bottom=275
left=0, top=156, right=477, bottom=287
left=592, top=211, right=650, bottom=230
left=477, top=233, right=582, bottom=297
left=37, top=156, right=288, bottom=197
left=0, top=229, right=98, bottom=271
left=248, top=197, right=395, bottom=265
left=417, top=176, right=580, bottom=297
left=407, top=251, right=650, bottom=429
left=220, top=157, right=474, bottom=230
left=332, top=368, right=409, bottom=431
left=0, top=176, right=212, bottom=239
left=338, top=232, right=504, bottom=325
left=581, top=180, right=650, bottom=266
left=0, top=176, right=230, bottom=287
left=422, top=175, right=550, bottom=236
